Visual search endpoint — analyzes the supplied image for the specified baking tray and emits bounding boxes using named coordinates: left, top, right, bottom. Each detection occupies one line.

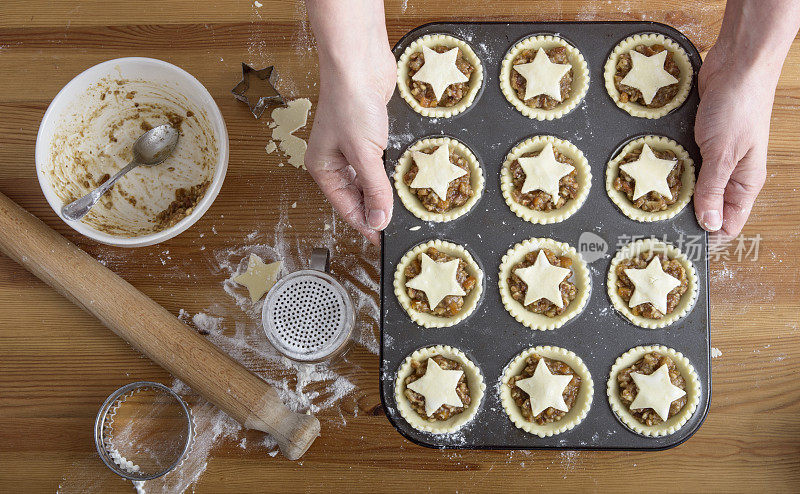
left=380, top=21, right=710, bottom=450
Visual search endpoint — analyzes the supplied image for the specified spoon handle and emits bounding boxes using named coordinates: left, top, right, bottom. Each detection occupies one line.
left=61, top=159, right=140, bottom=221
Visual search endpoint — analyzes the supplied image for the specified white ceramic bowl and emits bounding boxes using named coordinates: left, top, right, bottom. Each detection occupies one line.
left=35, top=57, right=228, bottom=247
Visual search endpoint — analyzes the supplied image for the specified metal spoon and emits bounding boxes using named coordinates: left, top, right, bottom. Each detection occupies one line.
left=61, top=124, right=180, bottom=222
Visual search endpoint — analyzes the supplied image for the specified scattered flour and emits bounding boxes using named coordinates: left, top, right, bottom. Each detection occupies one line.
left=61, top=5, right=726, bottom=489
left=60, top=210, right=378, bottom=493
left=122, top=208, right=377, bottom=491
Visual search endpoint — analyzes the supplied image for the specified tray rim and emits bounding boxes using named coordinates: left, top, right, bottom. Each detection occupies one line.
left=379, top=19, right=712, bottom=452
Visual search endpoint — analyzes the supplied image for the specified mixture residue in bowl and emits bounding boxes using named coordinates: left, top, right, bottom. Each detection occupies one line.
left=46, top=77, right=218, bottom=236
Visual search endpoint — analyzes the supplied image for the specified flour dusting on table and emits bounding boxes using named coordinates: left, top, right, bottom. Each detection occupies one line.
left=118, top=204, right=378, bottom=492
left=53, top=5, right=739, bottom=491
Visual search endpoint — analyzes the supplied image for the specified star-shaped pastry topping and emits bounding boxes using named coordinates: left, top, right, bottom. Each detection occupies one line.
left=411, top=46, right=469, bottom=101
left=407, top=358, right=465, bottom=416
left=409, top=144, right=468, bottom=200
left=629, top=363, right=687, bottom=421
left=624, top=257, right=681, bottom=314
left=515, top=358, right=575, bottom=416
left=516, top=143, right=575, bottom=201
left=406, top=253, right=466, bottom=310
left=513, top=47, right=572, bottom=101
left=619, top=49, right=679, bottom=105
left=234, top=254, right=282, bottom=301
left=513, top=250, right=572, bottom=308
left=619, top=144, right=677, bottom=201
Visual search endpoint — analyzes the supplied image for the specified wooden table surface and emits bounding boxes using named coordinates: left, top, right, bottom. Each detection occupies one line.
left=1, top=1, right=799, bottom=492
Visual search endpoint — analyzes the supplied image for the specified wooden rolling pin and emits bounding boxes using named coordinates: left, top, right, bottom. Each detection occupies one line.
left=0, top=191, right=319, bottom=460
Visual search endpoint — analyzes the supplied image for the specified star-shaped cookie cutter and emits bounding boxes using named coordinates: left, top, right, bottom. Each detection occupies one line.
left=231, top=63, right=285, bottom=118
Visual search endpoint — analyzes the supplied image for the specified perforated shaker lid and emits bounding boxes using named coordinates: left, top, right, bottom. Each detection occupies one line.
left=262, top=250, right=354, bottom=362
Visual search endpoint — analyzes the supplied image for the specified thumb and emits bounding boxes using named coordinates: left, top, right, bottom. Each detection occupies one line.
left=342, top=141, right=393, bottom=231
left=693, top=147, right=735, bottom=232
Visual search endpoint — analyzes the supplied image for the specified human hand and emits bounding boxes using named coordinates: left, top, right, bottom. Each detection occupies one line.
left=692, top=46, right=777, bottom=239
left=305, top=52, right=396, bottom=245
left=692, top=0, right=800, bottom=239
left=305, top=0, right=396, bottom=245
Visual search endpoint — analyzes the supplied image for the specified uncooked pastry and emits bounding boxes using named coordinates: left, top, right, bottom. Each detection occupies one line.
left=515, top=142, right=575, bottom=202
left=500, top=135, right=591, bottom=224
left=604, top=33, right=693, bottom=119
left=404, top=252, right=467, bottom=310
left=500, top=35, right=589, bottom=120
left=397, top=34, right=484, bottom=118
left=500, top=346, right=593, bottom=437
left=515, top=359, right=574, bottom=416
left=619, top=50, right=678, bottom=105
left=512, top=47, right=572, bottom=101
left=234, top=253, right=281, bottom=301
left=498, top=237, right=590, bottom=330
left=512, top=250, right=572, bottom=309
left=411, top=46, right=470, bottom=102
left=405, top=357, right=467, bottom=417
left=607, top=345, right=700, bottom=437
left=406, top=143, right=467, bottom=200
left=394, top=240, right=483, bottom=328
left=623, top=257, right=681, bottom=314
left=394, top=137, right=484, bottom=222
left=619, top=144, right=677, bottom=201
left=270, top=98, right=311, bottom=169
left=607, top=238, right=698, bottom=329
left=605, top=135, right=695, bottom=222
left=628, top=362, right=687, bottom=422
left=395, top=345, right=485, bottom=434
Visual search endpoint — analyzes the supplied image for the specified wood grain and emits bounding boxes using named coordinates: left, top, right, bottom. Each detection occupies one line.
left=0, top=191, right=321, bottom=460
left=1, top=0, right=799, bottom=492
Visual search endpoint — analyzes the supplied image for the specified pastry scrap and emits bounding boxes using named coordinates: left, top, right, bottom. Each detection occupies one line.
left=501, top=136, right=591, bottom=224
left=604, top=33, right=693, bottom=118
left=234, top=253, right=282, bottom=302
left=608, top=238, right=698, bottom=328
left=501, top=346, right=593, bottom=436
left=395, top=137, right=484, bottom=222
left=394, top=240, right=483, bottom=328
left=270, top=98, right=312, bottom=169
left=499, top=238, right=590, bottom=330
left=397, top=34, right=483, bottom=118
left=500, top=35, right=589, bottom=120
left=395, top=345, right=485, bottom=434
left=607, top=345, right=700, bottom=436
left=606, top=136, right=695, bottom=222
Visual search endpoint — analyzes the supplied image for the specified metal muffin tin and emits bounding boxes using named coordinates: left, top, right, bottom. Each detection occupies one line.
left=380, top=21, right=710, bottom=450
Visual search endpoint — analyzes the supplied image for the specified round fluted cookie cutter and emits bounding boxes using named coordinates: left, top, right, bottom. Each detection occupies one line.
left=94, top=381, right=194, bottom=481
left=262, top=248, right=355, bottom=363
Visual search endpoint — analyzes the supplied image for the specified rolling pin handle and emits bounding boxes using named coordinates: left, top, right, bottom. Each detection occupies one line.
left=0, top=191, right=320, bottom=460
